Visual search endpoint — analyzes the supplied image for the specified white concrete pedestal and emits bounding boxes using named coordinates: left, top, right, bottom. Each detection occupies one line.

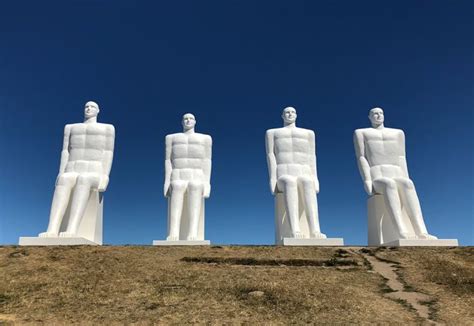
left=19, top=191, right=104, bottom=246
left=153, top=240, right=210, bottom=246
left=382, top=239, right=459, bottom=247
left=281, top=237, right=344, bottom=246
left=18, top=237, right=98, bottom=246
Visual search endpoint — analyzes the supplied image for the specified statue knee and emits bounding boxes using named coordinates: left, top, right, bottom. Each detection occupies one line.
left=278, top=176, right=297, bottom=189
left=399, top=179, right=415, bottom=190
left=298, top=176, right=313, bottom=187
left=171, top=181, right=187, bottom=192
left=57, top=173, right=76, bottom=187
left=76, top=175, right=93, bottom=186
left=188, top=181, right=203, bottom=191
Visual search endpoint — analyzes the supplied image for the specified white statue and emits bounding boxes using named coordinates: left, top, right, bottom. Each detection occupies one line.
left=266, top=107, right=328, bottom=243
left=35, top=101, right=115, bottom=243
left=354, top=107, right=438, bottom=244
left=162, top=113, right=212, bottom=243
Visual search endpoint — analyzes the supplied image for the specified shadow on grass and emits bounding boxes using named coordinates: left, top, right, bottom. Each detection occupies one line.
left=181, top=256, right=359, bottom=267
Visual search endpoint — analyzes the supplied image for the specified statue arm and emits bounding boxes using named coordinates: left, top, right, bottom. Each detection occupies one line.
left=99, top=125, right=115, bottom=192
left=203, top=136, right=212, bottom=198
left=265, top=130, right=277, bottom=195
left=164, top=135, right=172, bottom=197
left=353, top=130, right=373, bottom=195
left=398, top=131, right=409, bottom=178
left=309, top=131, right=320, bottom=193
left=57, top=125, right=71, bottom=180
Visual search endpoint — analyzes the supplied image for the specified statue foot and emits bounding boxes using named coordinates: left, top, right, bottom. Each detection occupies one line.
left=166, top=235, right=179, bottom=241
left=59, top=232, right=76, bottom=238
left=293, top=231, right=304, bottom=239
left=39, top=232, right=57, bottom=238
left=186, top=236, right=197, bottom=241
left=310, top=232, right=327, bottom=239
left=399, top=232, right=417, bottom=240
left=418, top=233, right=438, bottom=240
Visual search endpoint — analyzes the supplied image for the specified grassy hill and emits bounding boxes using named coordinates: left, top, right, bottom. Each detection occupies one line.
left=1, top=246, right=472, bottom=324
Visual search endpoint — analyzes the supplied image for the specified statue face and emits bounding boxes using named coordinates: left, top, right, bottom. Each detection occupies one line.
left=182, top=113, right=196, bottom=130
left=369, top=107, right=384, bottom=125
left=84, top=101, right=99, bottom=118
left=282, top=107, right=297, bottom=124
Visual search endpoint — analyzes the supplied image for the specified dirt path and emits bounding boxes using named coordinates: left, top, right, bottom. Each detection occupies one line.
left=357, top=250, right=438, bottom=324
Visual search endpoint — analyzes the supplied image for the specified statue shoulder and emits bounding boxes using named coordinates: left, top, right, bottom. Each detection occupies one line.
left=388, top=127, right=404, bottom=134
left=384, top=127, right=404, bottom=136
left=354, top=127, right=371, bottom=134
left=166, top=133, right=181, bottom=139
left=265, top=128, right=278, bottom=136
left=194, top=133, right=212, bottom=144
left=101, top=123, right=115, bottom=132
left=298, top=127, right=315, bottom=136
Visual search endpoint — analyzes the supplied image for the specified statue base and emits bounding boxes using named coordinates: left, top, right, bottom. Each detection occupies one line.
left=280, top=238, right=344, bottom=246
left=19, top=237, right=99, bottom=246
left=152, top=240, right=211, bottom=246
left=381, top=239, right=458, bottom=247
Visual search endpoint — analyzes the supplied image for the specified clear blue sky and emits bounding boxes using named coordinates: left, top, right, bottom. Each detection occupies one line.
left=0, top=1, right=472, bottom=245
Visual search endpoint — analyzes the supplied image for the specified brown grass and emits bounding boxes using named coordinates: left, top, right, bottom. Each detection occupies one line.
left=0, top=245, right=472, bottom=324
left=373, top=246, right=474, bottom=324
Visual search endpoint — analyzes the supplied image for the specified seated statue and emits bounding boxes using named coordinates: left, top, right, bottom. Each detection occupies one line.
left=354, top=107, right=436, bottom=243
left=265, top=107, right=326, bottom=241
left=39, top=101, right=115, bottom=240
left=164, top=113, right=212, bottom=241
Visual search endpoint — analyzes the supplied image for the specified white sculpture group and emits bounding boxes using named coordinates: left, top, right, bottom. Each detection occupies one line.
left=19, top=102, right=458, bottom=247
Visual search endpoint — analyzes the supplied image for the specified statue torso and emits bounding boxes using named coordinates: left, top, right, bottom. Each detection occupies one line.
left=65, top=123, right=114, bottom=174
left=357, top=127, right=406, bottom=179
left=270, top=127, right=314, bottom=178
left=169, top=132, right=211, bottom=181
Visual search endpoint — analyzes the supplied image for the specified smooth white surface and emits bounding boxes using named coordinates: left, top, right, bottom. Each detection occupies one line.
left=162, top=113, right=212, bottom=242
left=266, top=107, right=332, bottom=244
left=368, top=194, right=416, bottom=245
left=354, top=107, right=448, bottom=246
left=19, top=237, right=98, bottom=246
left=153, top=240, right=210, bottom=246
left=282, top=237, right=344, bottom=246
left=382, top=239, right=459, bottom=247
left=20, top=101, right=114, bottom=246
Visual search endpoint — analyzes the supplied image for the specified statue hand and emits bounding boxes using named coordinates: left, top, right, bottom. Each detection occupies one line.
left=314, top=180, right=320, bottom=194
left=164, top=183, right=170, bottom=198
left=364, top=180, right=373, bottom=195
left=270, top=179, right=277, bottom=195
left=204, top=184, right=211, bottom=198
left=98, top=175, right=109, bottom=192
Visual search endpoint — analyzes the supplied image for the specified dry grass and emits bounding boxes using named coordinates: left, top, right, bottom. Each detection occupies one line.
left=373, top=246, right=474, bottom=324
left=0, top=245, right=472, bottom=324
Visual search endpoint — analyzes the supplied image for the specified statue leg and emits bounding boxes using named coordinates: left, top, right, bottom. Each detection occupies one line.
left=373, top=178, right=412, bottom=239
left=277, top=176, right=303, bottom=238
left=39, top=173, right=77, bottom=237
left=60, top=174, right=99, bottom=237
left=394, top=178, right=437, bottom=239
left=298, top=177, right=326, bottom=239
left=186, top=181, right=204, bottom=240
left=167, top=181, right=186, bottom=240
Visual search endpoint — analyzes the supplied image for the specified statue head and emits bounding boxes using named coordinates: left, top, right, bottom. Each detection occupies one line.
left=84, top=101, right=100, bottom=119
left=282, top=106, right=297, bottom=124
left=369, top=107, right=384, bottom=127
left=182, top=113, right=196, bottom=131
